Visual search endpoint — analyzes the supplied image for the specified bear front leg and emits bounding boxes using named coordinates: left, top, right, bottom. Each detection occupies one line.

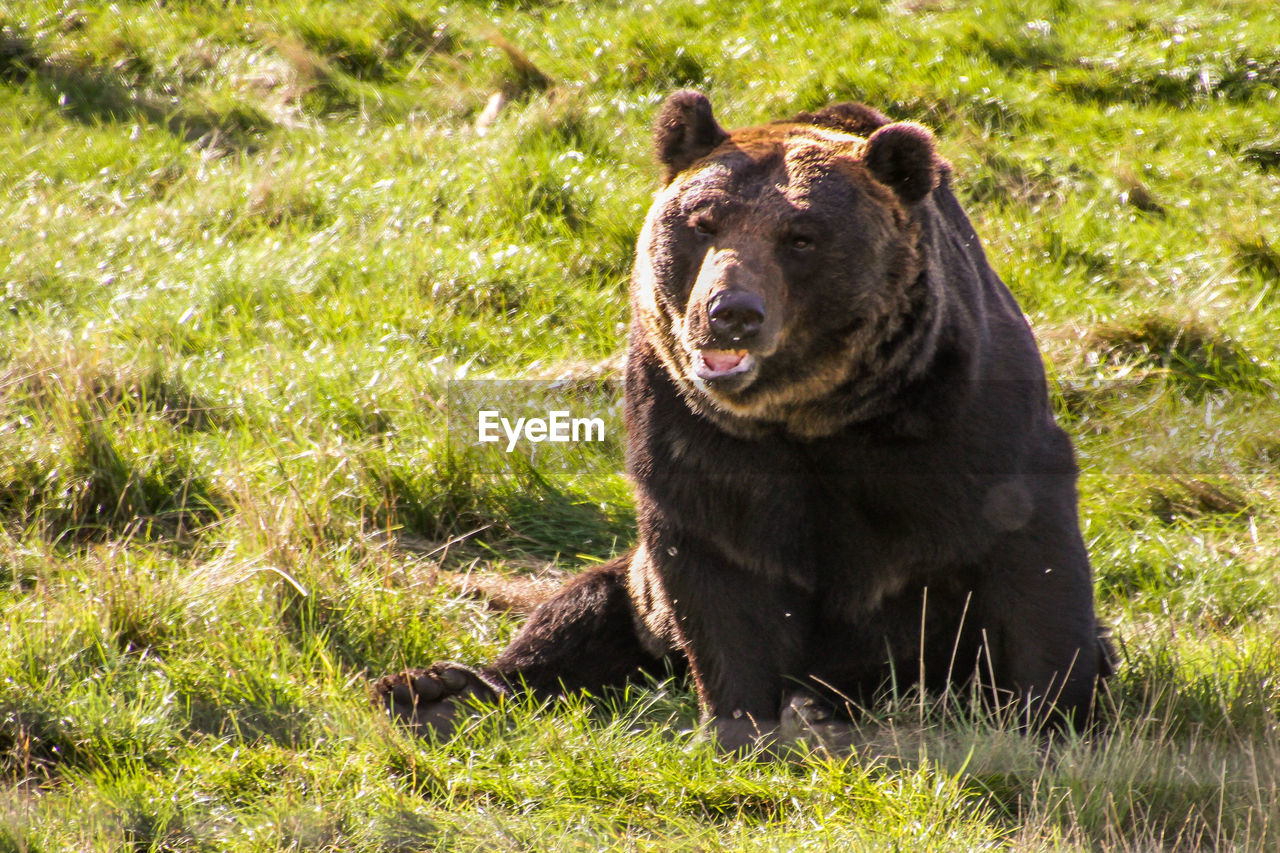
left=375, top=554, right=674, bottom=739
left=645, top=528, right=813, bottom=751
left=976, top=513, right=1108, bottom=733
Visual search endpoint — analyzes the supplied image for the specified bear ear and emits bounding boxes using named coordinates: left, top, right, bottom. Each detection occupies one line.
left=863, top=122, right=940, bottom=205
left=654, top=90, right=729, bottom=184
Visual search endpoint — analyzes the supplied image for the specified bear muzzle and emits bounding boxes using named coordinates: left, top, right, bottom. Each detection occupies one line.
left=680, top=248, right=783, bottom=391
left=691, top=290, right=766, bottom=383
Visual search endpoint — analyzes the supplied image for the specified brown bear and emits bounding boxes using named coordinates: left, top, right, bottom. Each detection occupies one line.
left=374, top=91, right=1113, bottom=749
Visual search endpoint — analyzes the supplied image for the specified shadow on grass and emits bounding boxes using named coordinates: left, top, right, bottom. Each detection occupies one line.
left=0, top=417, right=228, bottom=546
left=1056, top=50, right=1280, bottom=108
left=1054, top=314, right=1275, bottom=422
left=368, top=450, right=633, bottom=566
left=0, top=26, right=269, bottom=151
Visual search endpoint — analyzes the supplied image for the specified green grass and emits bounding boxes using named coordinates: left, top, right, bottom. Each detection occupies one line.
left=1, top=0, right=1278, bottom=848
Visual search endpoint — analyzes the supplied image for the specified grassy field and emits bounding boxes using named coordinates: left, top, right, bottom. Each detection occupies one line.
left=1, top=0, right=1278, bottom=848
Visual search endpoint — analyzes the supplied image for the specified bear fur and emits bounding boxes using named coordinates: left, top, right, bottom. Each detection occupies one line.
left=374, top=92, right=1112, bottom=748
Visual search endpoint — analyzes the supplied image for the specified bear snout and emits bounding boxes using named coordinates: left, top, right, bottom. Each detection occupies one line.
left=707, top=289, right=765, bottom=344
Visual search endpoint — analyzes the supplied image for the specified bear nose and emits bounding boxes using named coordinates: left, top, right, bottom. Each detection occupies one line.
left=707, top=290, right=765, bottom=342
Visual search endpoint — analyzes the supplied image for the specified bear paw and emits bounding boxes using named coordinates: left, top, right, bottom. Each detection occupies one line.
left=373, top=663, right=500, bottom=740
left=709, top=714, right=780, bottom=755
left=779, top=690, right=854, bottom=751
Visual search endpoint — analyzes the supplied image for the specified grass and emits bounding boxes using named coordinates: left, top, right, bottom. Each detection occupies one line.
left=1, top=0, right=1278, bottom=848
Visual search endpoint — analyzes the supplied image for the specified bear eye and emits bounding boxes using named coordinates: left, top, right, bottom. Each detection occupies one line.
left=788, top=234, right=815, bottom=251
left=692, top=217, right=716, bottom=237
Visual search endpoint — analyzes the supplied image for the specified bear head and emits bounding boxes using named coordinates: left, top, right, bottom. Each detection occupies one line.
left=633, top=91, right=948, bottom=438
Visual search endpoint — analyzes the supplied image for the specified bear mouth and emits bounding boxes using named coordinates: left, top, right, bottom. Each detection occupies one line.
left=691, top=348, right=756, bottom=380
